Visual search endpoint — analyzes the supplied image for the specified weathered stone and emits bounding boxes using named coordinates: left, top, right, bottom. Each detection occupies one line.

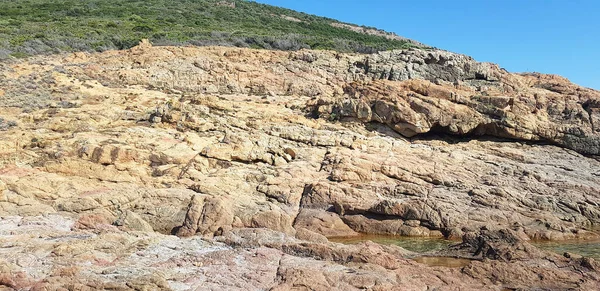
left=0, top=42, right=599, bottom=289
left=176, top=194, right=205, bottom=237
left=294, top=209, right=358, bottom=237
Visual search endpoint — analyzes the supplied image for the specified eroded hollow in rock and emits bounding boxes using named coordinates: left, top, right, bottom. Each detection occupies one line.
left=411, top=122, right=556, bottom=146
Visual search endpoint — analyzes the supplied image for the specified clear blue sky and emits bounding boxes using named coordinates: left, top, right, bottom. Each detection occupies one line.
left=254, top=0, right=599, bottom=90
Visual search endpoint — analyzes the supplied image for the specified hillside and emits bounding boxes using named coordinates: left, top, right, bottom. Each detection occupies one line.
left=0, top=0, right=422, bottom=59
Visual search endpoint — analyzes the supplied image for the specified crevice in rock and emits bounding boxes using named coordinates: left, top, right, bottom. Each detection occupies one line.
left=409, top=122, right=556, bottom=147
left=582, top=100, right=597, bottom=133
left=325, top=112, right=561, bottom=150
left=297, top=184, right=315, bottom=209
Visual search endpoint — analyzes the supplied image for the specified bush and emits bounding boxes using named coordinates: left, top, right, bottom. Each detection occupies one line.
left=0, top=118, right=17, bottom=131
left=0, top=0, right=425, bottom=56
left=10, top=52, right=30, bottom=58
left=0, top=49, right=11, bottom=60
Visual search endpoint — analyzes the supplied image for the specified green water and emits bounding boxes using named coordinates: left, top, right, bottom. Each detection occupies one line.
left=412, top=256, right=473, bottom=268
left=329, top=235, right=455, bottom=253
left=330, top=235, right=600, bottom=259
left=330, top=235, right=470, bottom=268
left=532, top=240, right=600, bottom=259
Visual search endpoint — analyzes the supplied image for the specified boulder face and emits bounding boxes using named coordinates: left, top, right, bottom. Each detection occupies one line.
left=63, top=44, right=600, bottom=155
left=0, top=42, right=600, bottom=289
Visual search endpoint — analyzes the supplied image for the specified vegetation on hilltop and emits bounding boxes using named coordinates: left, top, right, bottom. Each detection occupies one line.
left=0, top=0, right=422, bottom=59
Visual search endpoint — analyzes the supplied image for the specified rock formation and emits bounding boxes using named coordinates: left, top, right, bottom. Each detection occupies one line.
left=1, top=41, right=599, bottom=289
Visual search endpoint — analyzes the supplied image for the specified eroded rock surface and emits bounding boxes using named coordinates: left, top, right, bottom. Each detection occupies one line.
left=1, top=42, right=600, bottom=289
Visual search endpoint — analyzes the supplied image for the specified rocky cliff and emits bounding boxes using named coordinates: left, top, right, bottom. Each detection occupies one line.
left=1, top=41, right=600, bottom=290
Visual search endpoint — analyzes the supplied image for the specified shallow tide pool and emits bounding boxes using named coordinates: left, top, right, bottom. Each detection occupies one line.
left=329, top=235, right=455, bottom=253
left=330, top=235, right=600, bottom=259
left=531, top=239, right=600, bottom=259
left=329, top=235, right=469, bottom=268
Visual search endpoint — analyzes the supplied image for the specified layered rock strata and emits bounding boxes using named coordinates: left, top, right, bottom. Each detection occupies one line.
left=1, top=42, right=599, bottom=289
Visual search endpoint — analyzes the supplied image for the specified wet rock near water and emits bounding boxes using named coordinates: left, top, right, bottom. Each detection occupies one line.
left=442, top=228, right=543, bottom=261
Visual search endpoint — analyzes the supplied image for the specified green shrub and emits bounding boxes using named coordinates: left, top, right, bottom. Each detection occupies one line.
left=10, top=52, right=30, bottom=58
left=0, top=0, right=425, bottom=56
